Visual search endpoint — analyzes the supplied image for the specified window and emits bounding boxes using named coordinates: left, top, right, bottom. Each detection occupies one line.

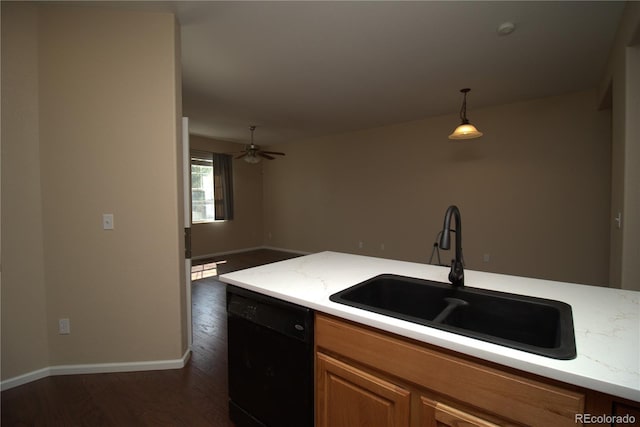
left=191, top=150, right=234, bottom=223
left=191, top=151, right=214, bottom=222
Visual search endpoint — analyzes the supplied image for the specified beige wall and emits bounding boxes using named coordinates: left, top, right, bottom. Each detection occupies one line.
left=174, top=19, right=189, bottom=357
left=599, top=2, right=640, bottom=290
left=1, top=4, right=186, bottom=380
left=189, top=135, right=264, bottom=257
left=625, top=45, right=640, bottom=291
left=263, top=90, right=611, bottom=286
left=1, top=3, right=50, bottom=380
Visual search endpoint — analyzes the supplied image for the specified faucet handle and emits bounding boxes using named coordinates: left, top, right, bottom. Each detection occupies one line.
left=449, top=260, right=464, bottom=287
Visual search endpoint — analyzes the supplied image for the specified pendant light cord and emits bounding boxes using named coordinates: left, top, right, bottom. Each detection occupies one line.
left=459, top=88, right=470, bottom=124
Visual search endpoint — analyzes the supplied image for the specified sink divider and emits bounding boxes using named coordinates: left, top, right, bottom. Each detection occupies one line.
left=432, top=297, right=469, bottom=323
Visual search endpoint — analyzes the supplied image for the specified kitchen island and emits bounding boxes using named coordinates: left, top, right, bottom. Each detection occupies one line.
left=219, top=251, right=639, bottom=423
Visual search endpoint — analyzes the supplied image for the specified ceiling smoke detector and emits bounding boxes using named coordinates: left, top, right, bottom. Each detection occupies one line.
left=497, top=22, right=516, bottom=36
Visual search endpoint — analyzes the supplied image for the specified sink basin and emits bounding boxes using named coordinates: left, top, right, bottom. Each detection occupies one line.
left=329, top=274, right=576, bottom=359
left=328, top=274, right=452, bottom=323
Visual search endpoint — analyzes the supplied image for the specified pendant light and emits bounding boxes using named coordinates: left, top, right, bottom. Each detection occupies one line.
left=448, top=88, right=483, bottom=140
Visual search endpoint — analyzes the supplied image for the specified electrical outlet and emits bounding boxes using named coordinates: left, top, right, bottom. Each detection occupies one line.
left=358, top=241, right=363, bottom=249
left=58, top=318, right=71, bottom=335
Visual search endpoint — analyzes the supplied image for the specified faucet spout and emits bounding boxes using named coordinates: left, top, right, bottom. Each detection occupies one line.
left=438, top=205, right=464, bottom=287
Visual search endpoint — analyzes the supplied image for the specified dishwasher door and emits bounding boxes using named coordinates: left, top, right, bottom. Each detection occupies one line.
left=227, top=285, right=314, bottom=427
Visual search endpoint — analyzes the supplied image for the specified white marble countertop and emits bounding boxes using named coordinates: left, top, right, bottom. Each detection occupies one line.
left=219, top=251, right=640, bottom=402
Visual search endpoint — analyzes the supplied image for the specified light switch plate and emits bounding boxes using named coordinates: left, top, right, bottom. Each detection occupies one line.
left=58, top=318, right=70, bottom=335
left=103, top=213, right=114, bottom=230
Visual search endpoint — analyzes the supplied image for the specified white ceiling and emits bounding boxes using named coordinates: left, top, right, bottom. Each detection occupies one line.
left=166, top=1, right=624, bottom=145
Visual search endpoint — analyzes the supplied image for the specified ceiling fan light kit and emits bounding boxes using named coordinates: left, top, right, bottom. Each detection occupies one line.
left=448, top=88, right=483, bottom=140
left=234, top=125, right=286, bottom=163
left=244, top=152, right=261, bottom=164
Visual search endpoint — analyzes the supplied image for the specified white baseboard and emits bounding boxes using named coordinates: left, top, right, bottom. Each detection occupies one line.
left=192, top=246, right=265, bottom=261
left=0, top=367, right=52, bottom=391
left=261, top=246, right=312, bottom=255
left=192, top=245, right=312, bottom=261
left=0, top=349, right=191, bottom=391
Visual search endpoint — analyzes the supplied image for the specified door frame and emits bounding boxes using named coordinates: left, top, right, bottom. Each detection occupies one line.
left=182, top=116, right=193, bottom=350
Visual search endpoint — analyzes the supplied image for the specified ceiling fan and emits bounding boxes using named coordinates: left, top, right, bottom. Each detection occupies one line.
left=233, top=126, right=285, bottom=164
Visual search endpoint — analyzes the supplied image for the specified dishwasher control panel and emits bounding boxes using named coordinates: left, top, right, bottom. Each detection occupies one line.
left=227, top=286, right=313, bottom=343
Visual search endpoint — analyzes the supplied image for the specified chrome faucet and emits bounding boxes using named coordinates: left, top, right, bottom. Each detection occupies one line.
left=439, top=205, right=464, bottom=287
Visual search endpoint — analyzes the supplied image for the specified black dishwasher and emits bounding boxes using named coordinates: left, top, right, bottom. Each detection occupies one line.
left=226, top=285, right=314, bottom=427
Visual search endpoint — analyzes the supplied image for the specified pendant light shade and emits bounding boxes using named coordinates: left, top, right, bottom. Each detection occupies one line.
left=449, top=123, right=483, bottom=140
left=448, top=88, right=483, bottom=140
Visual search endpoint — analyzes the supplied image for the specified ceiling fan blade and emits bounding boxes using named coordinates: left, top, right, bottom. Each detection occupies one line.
left=260, top=151, right=285, bottom=156
left=235, top=153, right=248, bottom=159
left=258, top=152, right=275, bottom=160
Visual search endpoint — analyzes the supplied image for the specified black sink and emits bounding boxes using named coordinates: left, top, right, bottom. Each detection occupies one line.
left=328, top=275, right=452, bottom=323
left=329, top=274, right=576, bottom=359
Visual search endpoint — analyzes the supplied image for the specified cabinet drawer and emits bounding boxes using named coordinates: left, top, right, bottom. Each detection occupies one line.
left=420, top=396, right=503, bottom=427
left=316, top=313, right=585, bottom=426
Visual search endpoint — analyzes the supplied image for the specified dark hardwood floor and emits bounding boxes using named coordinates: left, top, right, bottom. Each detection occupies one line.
left=1, top=249, right=301, bottom=426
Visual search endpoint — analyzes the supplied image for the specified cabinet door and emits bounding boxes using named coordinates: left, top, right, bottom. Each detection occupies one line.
left=420, top=396, right=506, bottom=427
left=317, top=352, right=411, bottom=427
left=612, top=402, right=640, bottom=426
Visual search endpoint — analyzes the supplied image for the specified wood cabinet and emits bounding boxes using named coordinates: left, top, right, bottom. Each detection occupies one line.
left=316, top=313, right=587, bottom=427
left=316, top=352, right=410, bottom=427
left=611, top=401, right=640, bottom=426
